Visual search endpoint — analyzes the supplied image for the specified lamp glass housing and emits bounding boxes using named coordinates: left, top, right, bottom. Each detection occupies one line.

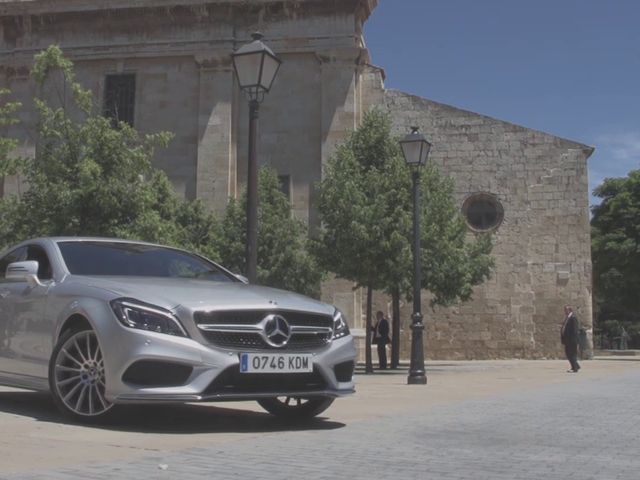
left=400, top=129, right=432, bottom=167
left=232, top=34, right=281, bottom=98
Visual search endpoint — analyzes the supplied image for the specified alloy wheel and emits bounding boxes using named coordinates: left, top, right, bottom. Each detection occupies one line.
left=53, top=330, right=112, bottom=417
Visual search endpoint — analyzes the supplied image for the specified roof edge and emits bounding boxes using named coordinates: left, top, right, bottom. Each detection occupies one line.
left=0, top=0, right=376, bottom=16
left=386, top=88, right=595, bottom=156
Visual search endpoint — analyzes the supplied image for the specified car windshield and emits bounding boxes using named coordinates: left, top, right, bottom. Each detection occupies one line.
left=57, top=241, right=237, bottom=282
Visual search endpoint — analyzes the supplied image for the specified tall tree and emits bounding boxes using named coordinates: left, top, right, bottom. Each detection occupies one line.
left=591, top=170, right=640, bottom=325
left=316, top=110, right=494, bottom=371
left=216, top=166, right=324, bottom=297
left=0, top=46, right=218, bottom=258
left=316, top=110, right=414, bottom=371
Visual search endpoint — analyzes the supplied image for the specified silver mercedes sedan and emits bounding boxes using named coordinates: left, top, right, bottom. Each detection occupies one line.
left=0, top=238, right=356, bottom=421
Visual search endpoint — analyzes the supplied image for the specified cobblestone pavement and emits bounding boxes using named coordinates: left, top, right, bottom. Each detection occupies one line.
left=2, top=363, right=639, bottom=480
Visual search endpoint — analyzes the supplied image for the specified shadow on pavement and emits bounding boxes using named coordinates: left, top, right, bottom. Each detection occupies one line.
left=0, top=390, right=346, bottom=434
left=355, top=364, right=458, bottom=375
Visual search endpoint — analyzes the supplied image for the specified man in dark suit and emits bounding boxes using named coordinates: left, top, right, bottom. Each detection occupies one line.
left=373, top=311, right=390, bottom=370
left=561, top=305, right=581, bottom=373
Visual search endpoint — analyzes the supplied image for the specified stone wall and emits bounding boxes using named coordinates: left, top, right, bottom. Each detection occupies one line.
left=377, top=89, right=593, bottom=359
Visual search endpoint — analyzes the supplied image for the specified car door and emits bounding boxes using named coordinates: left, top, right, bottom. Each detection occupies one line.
left=0, top=246, right=27, bottom=376
left=0, top=244, right=53, bottom=379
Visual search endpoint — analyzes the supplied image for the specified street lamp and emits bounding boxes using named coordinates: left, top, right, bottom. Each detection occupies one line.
left=231, top=32, right=282, bottom=283
left=399, top=126, right=432, bottom=385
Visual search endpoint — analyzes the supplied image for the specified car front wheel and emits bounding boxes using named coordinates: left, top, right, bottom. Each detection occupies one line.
left=257, top=396, right=334, bottom=420
left=49, top=327, right=113, bottom=421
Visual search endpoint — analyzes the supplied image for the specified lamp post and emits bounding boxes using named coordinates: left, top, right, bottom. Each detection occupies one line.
left=399, top=127, right=431, bottom=385
left=231, top=32, right=282, bottom=283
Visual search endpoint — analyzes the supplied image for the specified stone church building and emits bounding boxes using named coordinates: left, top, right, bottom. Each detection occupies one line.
left=0, top=0, right=594, bottom=359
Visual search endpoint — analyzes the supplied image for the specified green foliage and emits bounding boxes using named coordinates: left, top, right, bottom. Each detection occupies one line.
left=595, top=319, right=640, bottom=350
left=591, top=170, right=640, bottom=324
left=0, top=196, right=21, bottom=247
left=316, top=109, right=494, bottom=306
left=0, top=46, right=218, bottom=259
left=316, top=111, right=409, bottom=291
left=32, top=45, right=92, bottom=113
left=216, top=167, right=324, bottom=297
left=419, top=167, right=494, bottom=305
left=174, top=199, right=220, bottom=261
left=0, top=88, right=24, bottom=176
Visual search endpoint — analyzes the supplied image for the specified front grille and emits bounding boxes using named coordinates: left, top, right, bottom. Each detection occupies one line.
left=194, top=310, right=332, bottom=328
left=195, top=309, right=334, bottom=351
left=203, top=331, right=266, bottom=349
left=200, top=331, right=331, bottom=351
left=205, top=365, right=327, bottom=395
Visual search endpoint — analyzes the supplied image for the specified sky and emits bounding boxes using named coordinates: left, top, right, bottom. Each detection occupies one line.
left=365, top=0, right=640, bottom=206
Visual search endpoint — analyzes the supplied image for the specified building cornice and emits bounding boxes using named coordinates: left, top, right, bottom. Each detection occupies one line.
left=0, top=0, right=377, bottom=18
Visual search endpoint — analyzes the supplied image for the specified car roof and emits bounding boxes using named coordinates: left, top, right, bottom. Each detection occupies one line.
left=10, top=237, right=180, bottom=253
left=2, top=237, right=165, bottom=252
left=48, top=237, right=159, bottom=246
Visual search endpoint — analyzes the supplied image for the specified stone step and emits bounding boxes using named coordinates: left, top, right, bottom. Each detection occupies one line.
left=594, top=349, right=640, bottom=356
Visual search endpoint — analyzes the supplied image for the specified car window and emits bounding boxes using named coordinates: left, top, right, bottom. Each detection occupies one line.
left=0, top=247, right=27, bottom=280
left=26, top=245, right=53, bottom=280
left=166, top=256, right=236, bottom=282
left=57, top=241, right=237, bottom=282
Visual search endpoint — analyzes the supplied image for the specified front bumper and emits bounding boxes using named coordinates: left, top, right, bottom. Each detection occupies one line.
left=96, top=313, right=356, bottom=404
left=117, top=388, right=355, bottom=403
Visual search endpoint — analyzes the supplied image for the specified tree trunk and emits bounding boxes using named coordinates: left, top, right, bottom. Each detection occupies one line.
left=365, top=285, right=374, bottom=373
left=391, top=286, right=401, bottom=369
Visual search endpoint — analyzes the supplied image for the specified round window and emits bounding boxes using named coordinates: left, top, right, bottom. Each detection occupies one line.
left=462, top=193, right=504, bottom=232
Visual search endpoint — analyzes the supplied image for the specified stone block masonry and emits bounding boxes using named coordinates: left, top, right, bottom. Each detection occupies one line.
left=378, top=89, right=593, bottom=360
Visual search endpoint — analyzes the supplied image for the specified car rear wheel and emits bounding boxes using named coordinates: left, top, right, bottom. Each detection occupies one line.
left=49, top=327, right=113, bottom=421
left=257, top=396, right=334, bottom=420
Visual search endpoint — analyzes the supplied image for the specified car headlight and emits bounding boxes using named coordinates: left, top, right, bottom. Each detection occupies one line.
left=110, top=298, right=187, bottom=337
left=332, top=309, right=350, bottom=340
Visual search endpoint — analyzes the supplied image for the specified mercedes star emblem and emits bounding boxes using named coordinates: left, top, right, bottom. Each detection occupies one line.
left=261, top=314, right=292, bottom=348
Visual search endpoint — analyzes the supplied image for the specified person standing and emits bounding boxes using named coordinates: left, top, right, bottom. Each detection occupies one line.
left=561, top=305, right=581, bottom=373
left=620, top=326, right=630, bottom=350
left=373, top=311, right=390, bottom=370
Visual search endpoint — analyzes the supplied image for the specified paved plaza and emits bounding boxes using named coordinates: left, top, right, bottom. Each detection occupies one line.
left=0, top=359, right=638, bottom=479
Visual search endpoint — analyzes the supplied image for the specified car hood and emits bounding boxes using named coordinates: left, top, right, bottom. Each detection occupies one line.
left=68, top=276, right=334, bottom=315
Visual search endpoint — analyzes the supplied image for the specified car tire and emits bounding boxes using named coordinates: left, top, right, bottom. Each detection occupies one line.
left=49, top=326, right=115, bottom=422
left=257, top=396, right=335, bottom=420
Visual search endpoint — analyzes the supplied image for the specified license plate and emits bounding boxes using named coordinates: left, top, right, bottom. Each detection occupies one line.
left=240, top=353, right=313, bottom=373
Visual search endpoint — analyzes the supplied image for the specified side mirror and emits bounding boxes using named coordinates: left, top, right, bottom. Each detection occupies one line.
left=5, top=261, right=45, bottom=287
